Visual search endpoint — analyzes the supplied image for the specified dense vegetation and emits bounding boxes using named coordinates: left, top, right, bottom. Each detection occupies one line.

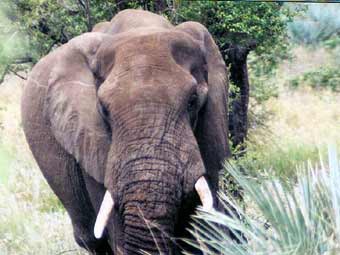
left=0, top=1, right=295, bottom=64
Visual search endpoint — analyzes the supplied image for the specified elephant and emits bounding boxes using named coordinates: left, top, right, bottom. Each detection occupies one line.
left=21, top=9, right=230, bottom=255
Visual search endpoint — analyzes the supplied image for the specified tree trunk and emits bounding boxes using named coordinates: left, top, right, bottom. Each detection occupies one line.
left=115, top=0, right=168, bottom=13
left=115, top=0, right=130, bottom=10
left=226, top=44, right=252, bottom=154
left=78, top=0, right=92, bottom=31
left=154, top=0, right=167, bottom=13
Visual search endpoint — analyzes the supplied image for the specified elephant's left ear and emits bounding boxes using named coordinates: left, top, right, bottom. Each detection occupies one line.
left=175, top=22, right=231, bottom=191
left=45, top=33, right=113, bottom=184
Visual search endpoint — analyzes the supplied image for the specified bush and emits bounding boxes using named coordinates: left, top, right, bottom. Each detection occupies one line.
left=188, top=146, right=340, bottom=255
left=323, top=36, right=340, bottom=49
left=175, top=1, right=299, bottom=76
left=289, top=66, right=340, bottom=92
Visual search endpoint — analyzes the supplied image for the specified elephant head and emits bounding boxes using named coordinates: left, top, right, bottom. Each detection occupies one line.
left=36, top=10, right=230, bottom=254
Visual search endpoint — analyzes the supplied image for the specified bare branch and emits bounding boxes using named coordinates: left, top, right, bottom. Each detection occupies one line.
left=14, top=57, right=34, bottom=64
left=77, top=0, right=92, bottom=31
left=84, top=0, right=92, bottom=31
left=115, top=0, right=130, bottom=10
left=8, top=68, right=27, bottom=80
left=0, top=57, right=32, bottom=84
left=77, top=0, right=86, bottom=10
left=0, top=65, right=10, bottom=85
left=59, top=0, right=80, bottom=15
left=55, top=249, right=78, bottom=255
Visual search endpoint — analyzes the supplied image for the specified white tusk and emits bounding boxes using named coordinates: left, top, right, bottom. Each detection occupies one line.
left=94, top=191, right=114, bottom=239
left=195, top=176, right=213, bottom=211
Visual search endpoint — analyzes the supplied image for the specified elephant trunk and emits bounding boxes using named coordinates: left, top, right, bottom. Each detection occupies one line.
left=120, top=155, right=180, bottom=254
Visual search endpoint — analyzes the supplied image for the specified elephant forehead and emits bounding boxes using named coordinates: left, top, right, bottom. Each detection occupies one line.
left=98, top=67, right=196, bottom=115
left=96, top=31, right=206, bottom=116
left=112, top=31, right=204, bottom=67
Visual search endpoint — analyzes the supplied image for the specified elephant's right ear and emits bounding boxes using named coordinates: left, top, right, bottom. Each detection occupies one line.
left=45, top=33, right=113, bottom=184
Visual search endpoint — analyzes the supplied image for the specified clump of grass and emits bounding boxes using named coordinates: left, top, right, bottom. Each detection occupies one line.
left=188, top=146, right=340, bottom=255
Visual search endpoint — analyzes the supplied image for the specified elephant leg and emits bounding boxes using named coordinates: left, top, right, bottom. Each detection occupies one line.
left=25, top=127, right=112, bottom=254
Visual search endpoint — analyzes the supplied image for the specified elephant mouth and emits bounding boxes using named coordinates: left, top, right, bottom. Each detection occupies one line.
left=93, top=175, right=213, bottom=239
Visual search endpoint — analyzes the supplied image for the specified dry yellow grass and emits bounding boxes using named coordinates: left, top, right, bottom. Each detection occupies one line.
left=270, top=46, right=340, bottom=150
left=266, top=88, right=340, bottom=148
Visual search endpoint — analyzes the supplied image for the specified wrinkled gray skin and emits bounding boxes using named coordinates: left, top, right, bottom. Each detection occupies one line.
left=22, top=9, right=230, bottom=255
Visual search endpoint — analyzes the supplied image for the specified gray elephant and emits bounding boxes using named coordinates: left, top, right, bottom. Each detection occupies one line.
left=22, top=9, right=230, bottom=255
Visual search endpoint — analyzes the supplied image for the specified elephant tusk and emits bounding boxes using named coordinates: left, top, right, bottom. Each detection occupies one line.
left=195, top=176, right=213, bottom=211
left=94, top=191, right=114, bottom=239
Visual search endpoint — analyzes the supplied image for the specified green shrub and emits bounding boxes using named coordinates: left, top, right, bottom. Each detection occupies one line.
left=290, top=66, right=340, bottom=92
left=175, top=2, right=299, bottom=92
left=323, top=36, right=340, bottom=49
left=188, top=146, right=340, bottom=255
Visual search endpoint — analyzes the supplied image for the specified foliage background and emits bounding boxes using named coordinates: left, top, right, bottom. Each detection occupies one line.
left=0, top=0, right=299, bottom=90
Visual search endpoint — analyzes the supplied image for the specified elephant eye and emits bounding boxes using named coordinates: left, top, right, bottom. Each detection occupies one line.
left=188, top=93, right=199, bottom=128
left=97, top=100, right=110, bottom=120
left=203, top=65, right=208, bottom=82
left=97, top=101, right=112, bottom=134
left=187, top=93, right=198, bottom=113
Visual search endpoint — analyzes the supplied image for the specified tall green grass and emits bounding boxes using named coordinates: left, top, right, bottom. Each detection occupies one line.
left=188, top=146, right=340, bottom=254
